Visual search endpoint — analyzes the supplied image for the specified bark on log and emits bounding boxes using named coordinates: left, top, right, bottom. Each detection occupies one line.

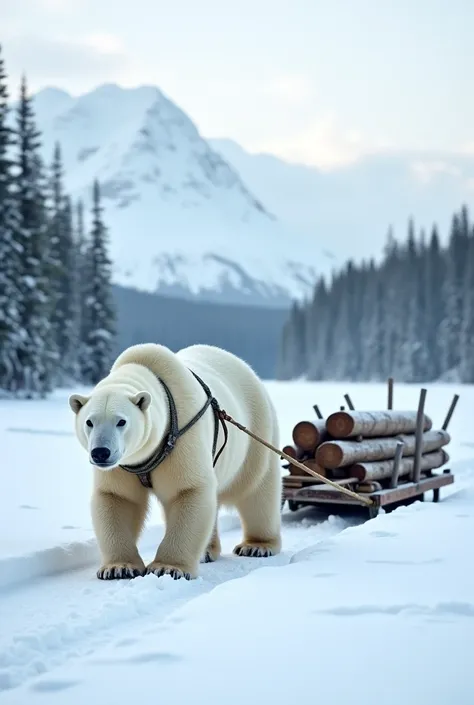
left=315, top=429, right=450, bottom=469
left=326, top=410, right=433, bottom=439
left=292, top=420, right=328, bottom=451
left=288, top=458, right=326, bottom=478
left=348, top=449, right=449, bottom=482
left=280, top=444, right=308, bottom=460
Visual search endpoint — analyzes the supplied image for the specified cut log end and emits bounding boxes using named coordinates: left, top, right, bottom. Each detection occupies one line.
left=326, top=411, right=354, bottom=438
left=292, top=420, right=327, bottom=451
left=315, top=441, right=344, bottom=469
left=286, top=458, right=326, bottom=478
left=281, top=444, right=298, bottom=460
left=303, top=460, right=326, bottom=477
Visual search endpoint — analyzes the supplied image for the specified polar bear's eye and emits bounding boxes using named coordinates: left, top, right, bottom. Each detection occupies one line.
left=117, top=419, right=126, bottom=427
left=86, top=420, right=93, bottom=428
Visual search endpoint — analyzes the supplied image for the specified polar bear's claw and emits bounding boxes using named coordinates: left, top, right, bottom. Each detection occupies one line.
left=97, top=563, right=145, bottom=580
left=146, top=562, right=193, bottom=581
left=233, top=542, right=277, bottom=558
left=200, top=549, right=219, bottom=564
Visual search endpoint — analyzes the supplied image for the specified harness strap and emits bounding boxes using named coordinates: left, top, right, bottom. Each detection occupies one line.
left=192, top=372, right=229, bottom=466
left=119, top=370, right=228, bottom=488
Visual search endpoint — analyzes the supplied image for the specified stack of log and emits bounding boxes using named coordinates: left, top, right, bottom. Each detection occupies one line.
left=282, top=387, right=458, bottom=493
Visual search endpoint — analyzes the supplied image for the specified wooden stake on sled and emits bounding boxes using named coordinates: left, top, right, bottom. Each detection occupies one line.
left=218, top=410, right=374, bottom=507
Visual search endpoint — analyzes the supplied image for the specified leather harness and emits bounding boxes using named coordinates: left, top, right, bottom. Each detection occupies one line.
left=119, top=371, right=229, bottom=488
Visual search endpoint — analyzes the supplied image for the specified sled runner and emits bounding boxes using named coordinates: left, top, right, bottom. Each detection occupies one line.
left=282, top=468, right=454, bottom=520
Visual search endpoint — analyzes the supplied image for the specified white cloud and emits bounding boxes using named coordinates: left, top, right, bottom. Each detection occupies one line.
left=81, top=33, right=125, bottom=56
left=462, top=141, right=474, bottom=155
left=411, top=160, right=462, bottom=185
left=3, top=33, right=131, bottom=94
left=264, top=73, right=313, bottom=104
left=250, top=112, right=387, bottom=170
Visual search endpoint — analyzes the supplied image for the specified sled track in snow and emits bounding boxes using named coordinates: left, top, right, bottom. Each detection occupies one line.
left=0, top=509, right=357, bottom=693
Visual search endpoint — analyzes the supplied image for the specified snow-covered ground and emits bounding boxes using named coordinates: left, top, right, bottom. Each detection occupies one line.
left=1, top=380, right=473, bottom=703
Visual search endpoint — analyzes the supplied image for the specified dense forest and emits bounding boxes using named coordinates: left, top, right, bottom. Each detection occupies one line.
left=0, top=44, right=116, bottom=397
left=278, top=204, right=474, bottom=383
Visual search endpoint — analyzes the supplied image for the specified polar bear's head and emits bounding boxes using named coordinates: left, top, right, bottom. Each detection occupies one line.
left=68, top=389, right=152, bottom=470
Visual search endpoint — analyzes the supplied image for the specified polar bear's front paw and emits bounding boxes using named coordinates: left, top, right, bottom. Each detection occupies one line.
left=233, top=541, right=278, bottom=558
left=97, top=562, right=145, bottom=580
left=200, top=547, right=220, bottom=563
left=146, top=561, right=195, bottom=581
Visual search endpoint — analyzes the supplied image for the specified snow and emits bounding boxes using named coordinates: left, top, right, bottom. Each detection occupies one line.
left=1, top=380, right=474, bottom=703
left=24, top=85, right=334, bottom=307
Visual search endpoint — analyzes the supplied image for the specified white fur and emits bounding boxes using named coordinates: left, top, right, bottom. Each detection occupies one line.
left=69, top=343, right=282, bottom=581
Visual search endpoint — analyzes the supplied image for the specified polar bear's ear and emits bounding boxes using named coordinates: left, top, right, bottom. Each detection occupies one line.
left=131, top=391, right=152, bottom=412
left=69, top=393, right=90, bottom=414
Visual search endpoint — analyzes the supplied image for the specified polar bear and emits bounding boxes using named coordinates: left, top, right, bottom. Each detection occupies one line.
left=68, top=343, right=282, bottom=581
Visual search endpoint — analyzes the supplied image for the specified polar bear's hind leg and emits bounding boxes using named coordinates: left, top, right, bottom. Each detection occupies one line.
left=232, top=450, right=282, bottom=558
left=201, top=514, right=222, bottom=563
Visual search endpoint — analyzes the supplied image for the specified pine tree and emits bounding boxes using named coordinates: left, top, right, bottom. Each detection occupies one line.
left=460, top=229, right=474, bottom=382
left=424, top=226, right=445, bottom=379
left=276, top=300, right=307, bottom=379
left=47, top=143, right=80, bottom=384
left=14, top=75, right=56, bottom=397
left=360, top=261, right=385, bottom=380
left=323, top=269, right=345, bottom=379
left=74, top=199, right=88, bottom=380
left=81, top=180, right=116, bottom=385
left=60, top=195, right=82, bottom=382
left=396, top=221, right=416, bottom=381
left=276, top=313, right=297, bottom=380
left=330, top=262, right=355, bottom=379
left=381, top=233, right=402, bottom=379
left=306, top=277, right=329, bottom=380
left=75, top=200, right=86, bottom=260
left=0, top=44, right=22, bottom=393
left=403, top=225, right=429, bottom=382
left=440, top=209, right=470, bottom=379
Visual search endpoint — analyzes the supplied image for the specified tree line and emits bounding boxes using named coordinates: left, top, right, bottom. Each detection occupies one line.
left=0, top=44, right=116, bottom=397
left=278, top=204, right=474, bottom=383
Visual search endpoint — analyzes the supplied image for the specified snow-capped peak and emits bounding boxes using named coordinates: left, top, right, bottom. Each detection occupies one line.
left=32, top=83, right=332, bottom=306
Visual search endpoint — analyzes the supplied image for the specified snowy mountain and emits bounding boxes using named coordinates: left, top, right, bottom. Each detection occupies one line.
left=31, top=85, right=335, bottom=308
left=210, top=138, right=474, bottom=264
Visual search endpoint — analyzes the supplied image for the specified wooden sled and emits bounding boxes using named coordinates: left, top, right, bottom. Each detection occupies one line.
left=282, top=467, right=454, bottom=520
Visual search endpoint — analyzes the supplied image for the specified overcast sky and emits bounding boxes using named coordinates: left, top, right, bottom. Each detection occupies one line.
left=1, top=0, right=472, bottom=168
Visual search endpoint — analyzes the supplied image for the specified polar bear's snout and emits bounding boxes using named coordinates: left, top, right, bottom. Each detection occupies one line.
left=87, top=421, right=125, bottom=469
left=89, top=423, right=123, bottom=470
left=91, top=446, right=112, bottom=466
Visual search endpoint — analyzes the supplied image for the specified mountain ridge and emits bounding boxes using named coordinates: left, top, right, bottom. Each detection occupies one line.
left=209, top=137, right=474, bottom=264
left=27, top=83, right=334, bottom=308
